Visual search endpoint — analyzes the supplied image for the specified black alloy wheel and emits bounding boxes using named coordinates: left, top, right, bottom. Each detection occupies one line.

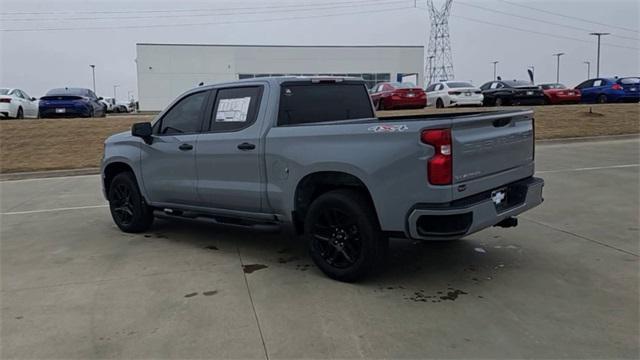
left=311, top=207, right=362, bottom=269
left=108, top=172, right=153, bottom=232
left=111, top=182, right=135, bottom=227
left=305, top=189, right=387, bottom=282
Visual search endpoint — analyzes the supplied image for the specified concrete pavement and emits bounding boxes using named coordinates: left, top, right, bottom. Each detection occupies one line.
left=1, top=138, right=638, bottom=359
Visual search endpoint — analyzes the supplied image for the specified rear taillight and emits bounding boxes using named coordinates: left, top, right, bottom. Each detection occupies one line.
left=612, top=83, right=623, bottom=90
left=0, top=98, right=11, bottom=103
left=421, top=129, right=452, bottom=185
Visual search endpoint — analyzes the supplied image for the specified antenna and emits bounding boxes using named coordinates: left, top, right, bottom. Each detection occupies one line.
left=425, top=0, right=454, bottom=86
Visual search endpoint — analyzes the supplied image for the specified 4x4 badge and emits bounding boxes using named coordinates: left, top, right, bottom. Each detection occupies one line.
left=368, top=124, right=408, bottom=133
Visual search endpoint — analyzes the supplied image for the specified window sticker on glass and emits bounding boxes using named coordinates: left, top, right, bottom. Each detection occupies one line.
left=215, top=97, right=251, bottom=122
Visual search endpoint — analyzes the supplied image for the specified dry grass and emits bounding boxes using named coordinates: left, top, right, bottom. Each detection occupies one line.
left=1, top=104, right=638, bottom=174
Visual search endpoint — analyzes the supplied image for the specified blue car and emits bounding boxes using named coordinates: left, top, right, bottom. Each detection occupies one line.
left=575, top=77, right=640, bottom=103
left=39, top=87, right=107, bottom=118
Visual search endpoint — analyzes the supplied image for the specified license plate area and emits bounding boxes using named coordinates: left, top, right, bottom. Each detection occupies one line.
left=55, top=108, right=66, bottom=113
left=492, top=184, right=527, bottom=212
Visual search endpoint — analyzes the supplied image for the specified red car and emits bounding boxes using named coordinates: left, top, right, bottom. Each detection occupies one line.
left=540, top=83, right=581, bottom=104
left=369, top=82, right=427, bottom=110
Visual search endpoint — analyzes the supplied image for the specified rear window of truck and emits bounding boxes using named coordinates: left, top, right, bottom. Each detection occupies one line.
left=277, top=83, right=374, bottom=126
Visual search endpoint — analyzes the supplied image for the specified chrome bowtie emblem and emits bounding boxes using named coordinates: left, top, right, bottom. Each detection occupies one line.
left=491, top=190, right=506, bottom=205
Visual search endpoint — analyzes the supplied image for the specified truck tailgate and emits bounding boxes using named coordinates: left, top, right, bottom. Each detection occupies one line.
left=451, top=110, right=534, bottom=198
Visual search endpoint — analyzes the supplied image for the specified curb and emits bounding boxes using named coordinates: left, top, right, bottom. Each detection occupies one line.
left=0, top=168, right=100, bottom=181
left=537, top=133, right=639, bottom=144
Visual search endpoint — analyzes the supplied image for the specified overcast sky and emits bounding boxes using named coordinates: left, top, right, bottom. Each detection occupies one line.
left=1, top=0, right=638, bottom=99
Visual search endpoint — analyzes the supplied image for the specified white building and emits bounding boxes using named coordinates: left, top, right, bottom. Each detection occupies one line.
left=136, top=43, right=424, bottom=111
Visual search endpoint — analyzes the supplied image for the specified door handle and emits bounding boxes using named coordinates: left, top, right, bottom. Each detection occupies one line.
left=179, top=143, right=193, bottom=151
left=237, top=142, right=256, bottom=151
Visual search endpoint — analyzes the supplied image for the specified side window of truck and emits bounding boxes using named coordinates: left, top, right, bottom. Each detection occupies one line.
left=156, top=91, right=208, bottom=135
left=277, top=83, right=374, bottom=126
left=208, top=86, right=263, bottom=132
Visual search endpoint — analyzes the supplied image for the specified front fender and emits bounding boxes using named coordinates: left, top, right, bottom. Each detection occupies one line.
left=101, top=139, right=146, bottom=201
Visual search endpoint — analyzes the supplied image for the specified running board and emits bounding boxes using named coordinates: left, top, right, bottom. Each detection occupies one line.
left=154, top=209, right=282, bottom=233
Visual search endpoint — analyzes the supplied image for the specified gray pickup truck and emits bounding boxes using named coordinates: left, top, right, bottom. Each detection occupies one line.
left=101, top=77, right=543, bottom=281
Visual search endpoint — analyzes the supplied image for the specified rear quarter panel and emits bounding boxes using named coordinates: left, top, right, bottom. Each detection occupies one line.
left=264, top=119, right=454, bottom=232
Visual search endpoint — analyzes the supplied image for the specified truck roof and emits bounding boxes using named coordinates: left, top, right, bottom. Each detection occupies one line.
left=194, top=76, right=366, bottom=92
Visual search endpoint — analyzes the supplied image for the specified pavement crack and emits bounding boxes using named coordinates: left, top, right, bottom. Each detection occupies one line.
left=522, top=217, right=639, bottom=257
left=236, top=244, right=270, bottom=360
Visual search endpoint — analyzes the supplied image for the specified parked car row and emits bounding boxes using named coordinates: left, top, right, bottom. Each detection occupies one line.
left=367, top=76, right=639, bottom=110
left=1, top=86, right=137, bottom=119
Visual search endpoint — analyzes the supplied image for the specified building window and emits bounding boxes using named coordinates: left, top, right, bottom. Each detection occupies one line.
left=237, top=72, right=390, bottom=90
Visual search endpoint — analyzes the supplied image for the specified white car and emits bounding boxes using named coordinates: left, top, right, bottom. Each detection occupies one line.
left=115, top=100, right=132, bottom=113
left=100, top=97, right=117, bottom=112
left=425, top=81, right=484, bottom=108
left=0, top=88, right=39, bottom=119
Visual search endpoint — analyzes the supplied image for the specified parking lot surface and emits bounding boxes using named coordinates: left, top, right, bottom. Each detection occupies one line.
left=1, top=137, right=638, bottom=359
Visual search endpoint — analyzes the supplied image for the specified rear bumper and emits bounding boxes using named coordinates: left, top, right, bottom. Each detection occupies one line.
left=449, top=96, right=483, bottom=106
left=512, top=96, right=545, bottom=105
left=386, top=98, right=427, bottom=109
left=406, top=177, right=544, bottom=240
left=548, top=94, right=581, bottom=103
left=0, top=103, right=15, bottom=117
left=39, top=106, right=91, bottom=118
left=616, top=95, right=640, bottom=102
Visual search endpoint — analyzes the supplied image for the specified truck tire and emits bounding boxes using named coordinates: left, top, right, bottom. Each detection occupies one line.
left=108, top=172, right=154, bottom=233
left=16, top=107, right=24, bottom=119
left=436, top=98, right=444, bottom=108
left=305, top=189, right=387, bottom=282
left=494, top=97, right=503, bottom=107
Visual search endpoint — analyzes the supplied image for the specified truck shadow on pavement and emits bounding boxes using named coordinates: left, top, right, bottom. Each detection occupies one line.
left=137, top=218, right=522, bottom=301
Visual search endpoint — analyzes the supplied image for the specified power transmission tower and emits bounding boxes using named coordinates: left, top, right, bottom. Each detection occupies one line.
left=425, top=0, right=454, bottom=86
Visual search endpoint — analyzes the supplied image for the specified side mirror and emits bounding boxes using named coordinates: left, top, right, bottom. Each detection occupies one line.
left=132, top=122, right=153, bottom=144
left=97, top=97, right=104, bottom=101
left=31, top=97, right=37, bottom=101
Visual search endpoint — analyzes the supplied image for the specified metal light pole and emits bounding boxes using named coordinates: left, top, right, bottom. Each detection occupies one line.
left=492, top=61, right=499, bottom=80
left=427, top=55, right=435, bottom=85
left=113, top=85, right=120, bottom=100
left=552, top=53, right=565, bottom=83
left=528, top=65, right=535, bottom=83
left=589, top=32, right=610, bottom=77
left=583, top=61, right=591, bottom=79
left=89, top=65, right=96, bottom=93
